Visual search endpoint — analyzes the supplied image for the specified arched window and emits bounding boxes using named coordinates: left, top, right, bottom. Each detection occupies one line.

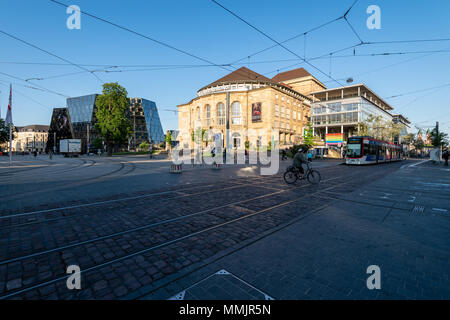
left=217, top=103, right=225, bottom=125
left=231, top=101, right=241, bottom=125
left=205, top=105, right=211, bottom=126
left=196, top=107, right=201, bottom=121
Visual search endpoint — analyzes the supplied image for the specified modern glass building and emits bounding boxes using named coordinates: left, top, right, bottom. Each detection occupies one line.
left=48, top=94, right=164, bottom=153
left=129, top=98, right=165, bottom=149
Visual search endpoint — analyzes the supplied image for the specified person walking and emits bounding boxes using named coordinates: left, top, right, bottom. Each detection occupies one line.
left=307, top=149, right=313, bottom=162
left=443, top=149, right=449, bottom=166
left=49, top=150, right=53, bottom=160
left=281, top=148, right=287, bottom=161
left=33, top=150, right=37, bottom=158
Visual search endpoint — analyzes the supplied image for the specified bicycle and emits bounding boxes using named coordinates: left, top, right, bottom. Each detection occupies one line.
left=283, top=162, right=321, bottom=185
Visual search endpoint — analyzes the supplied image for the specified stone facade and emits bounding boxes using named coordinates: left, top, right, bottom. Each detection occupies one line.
left=12, top=125, right=49, bottom=153
left=177, top=67, right=318, bottom=150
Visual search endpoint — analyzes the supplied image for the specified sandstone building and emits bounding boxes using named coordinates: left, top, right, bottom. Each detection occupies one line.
left=177, top=67, right=325, bottom=150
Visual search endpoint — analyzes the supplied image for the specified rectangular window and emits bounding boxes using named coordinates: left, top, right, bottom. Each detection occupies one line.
left=281, top=106, right=285, bottom=118
left=274, top=104, right=279, bottom=117
left=286, top=108, right=290, bottom=119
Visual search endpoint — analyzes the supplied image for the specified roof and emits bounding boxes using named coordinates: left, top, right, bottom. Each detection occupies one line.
left=271, top=68, right=312, bottom=83
left=310, top=84, right=394, bottom=111
left=202, top=67, right=272, bottom=88
left=16, top=125, right=50, bottom=132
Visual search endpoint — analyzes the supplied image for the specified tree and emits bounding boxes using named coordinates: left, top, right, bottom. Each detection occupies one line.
left=95, top=83, right=132, bottom=156
left=91, top=137, right=103, bottom=150
left=430, top=127, right=449, bottom=148
left=303, top=122, right=315, bottom=148
left=138, top=141, right=150, bottom=151
left=191, top=127, right=207, bottom=144
left=402, top=133, right=415, bottom=145
left=0, top=119, right=16, bottom=149
left=413, top=135, right=424, bottom=154
left=165, top=131, right=173, bottom=149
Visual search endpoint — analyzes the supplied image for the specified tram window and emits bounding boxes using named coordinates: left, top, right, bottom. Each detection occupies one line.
left=363, top=144, right=369, bottom=155
left=368, top=144, right=376, bottom=155
left=346, top=142, right=361, bottom=157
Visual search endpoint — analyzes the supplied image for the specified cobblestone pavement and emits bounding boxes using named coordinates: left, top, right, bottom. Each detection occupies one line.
left=143, top=160, right=450, bottom=300
left=0, top=154, right=407, bottom=299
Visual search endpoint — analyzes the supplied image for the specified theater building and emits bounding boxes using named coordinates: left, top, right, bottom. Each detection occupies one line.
left=47, top=95, right=164, bottom=153
left=177, top=67, right=325, bottom=150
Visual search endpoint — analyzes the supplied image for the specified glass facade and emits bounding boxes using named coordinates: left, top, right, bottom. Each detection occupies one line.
left=141, top=98, right=164, bottom=144
left=49, top=95, right=164, bottom=153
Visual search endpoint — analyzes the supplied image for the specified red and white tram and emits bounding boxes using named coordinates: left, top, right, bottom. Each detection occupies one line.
left=345, top=136, right=403, bottom=165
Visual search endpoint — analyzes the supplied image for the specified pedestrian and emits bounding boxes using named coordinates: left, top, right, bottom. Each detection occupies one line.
left=443, top=149, right=449, bottom=166
left=307, top=149, right=313, bottom=162
left=33, top=150, right=37, bottom=158
left=49, top=150, right=53, bottom=160
left=281, top=149, right=287, bottom=161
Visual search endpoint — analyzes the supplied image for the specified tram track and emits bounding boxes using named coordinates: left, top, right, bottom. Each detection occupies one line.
left=0, top=165, right=394, bottom=300
left=0, top=160, right=135, bottom=201
left=0, top=164, right=341, bottom=220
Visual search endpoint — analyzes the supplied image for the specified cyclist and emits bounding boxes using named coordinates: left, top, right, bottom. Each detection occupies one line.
left=292, top=146, right=308, bottom=177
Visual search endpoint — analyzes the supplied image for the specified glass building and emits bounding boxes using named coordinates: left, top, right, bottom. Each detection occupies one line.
left=48, top=94, right=164, bottom=153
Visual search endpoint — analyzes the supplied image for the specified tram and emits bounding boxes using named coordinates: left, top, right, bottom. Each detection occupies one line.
left=345, top=136, right=403, bottom=165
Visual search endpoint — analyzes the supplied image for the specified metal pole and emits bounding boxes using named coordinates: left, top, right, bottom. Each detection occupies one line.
left=54, top=132, right=56, bottom=153
left=87, top=123, right=90, bottom=154
left=133, top=108, right=136, bottom=152
left=9, top=124, right=12, bottom=165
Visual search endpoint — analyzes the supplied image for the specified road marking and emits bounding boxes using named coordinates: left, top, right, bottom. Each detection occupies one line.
left=401, top=160, right=428, bottom=169
left=432, top=208, right=448, bottom=212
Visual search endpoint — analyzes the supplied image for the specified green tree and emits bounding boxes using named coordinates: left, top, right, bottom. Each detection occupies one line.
left=0, top=119, right=16, bottom=148
left=402, top=133, right=415, bottom=145
left=191, top=127, right=207, bottom=144
left=95, top=83, right=132, bottom=156
left=92, top=137, right=103, bottom=150
left=303, top=122, right=315, bottom=148
left=139, top=141, right=150, bottom=151
left=165, top=131, right=173, bottom=149
left=413, top=136, right=424, bottom=154
left=430, top=127, right=449, bottom=148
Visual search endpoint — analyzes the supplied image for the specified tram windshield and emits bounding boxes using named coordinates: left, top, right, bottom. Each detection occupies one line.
left=346, top=139, right=362, bottom=157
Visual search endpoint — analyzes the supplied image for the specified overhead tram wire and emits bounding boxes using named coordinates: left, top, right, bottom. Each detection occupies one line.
left=385, top=83, right=450, bottom=99
left=0, top=71, right=70, bottom=98
left=48, top=0, right=234, bottom=74
left=0, top=81, right=54, bottom=111
left=0, top=29, right=104, bottom=83
left=47, top=0, right=345, bottom=84
left=228, top=0, right=360, bottom=66
left=210, top=0, right=345, bottom=86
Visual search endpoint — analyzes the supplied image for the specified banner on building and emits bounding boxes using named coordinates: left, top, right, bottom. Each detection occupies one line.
left=326, top=133, right=343, bottom=145
left=252, top=102, right=262, bottom=122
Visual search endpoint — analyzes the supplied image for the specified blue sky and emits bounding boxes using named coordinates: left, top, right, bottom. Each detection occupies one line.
left=0, top=0, right=449, bottom=136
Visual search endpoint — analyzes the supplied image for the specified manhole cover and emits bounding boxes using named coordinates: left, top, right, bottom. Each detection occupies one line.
left=169, top=269, right=274, bottom=300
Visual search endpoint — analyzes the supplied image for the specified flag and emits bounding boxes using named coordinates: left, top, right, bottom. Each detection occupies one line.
left=5, top=84, right=12, bottom=125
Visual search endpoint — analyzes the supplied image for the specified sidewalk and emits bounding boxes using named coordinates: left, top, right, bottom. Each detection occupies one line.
left=142, top=162, right=450, bottom=300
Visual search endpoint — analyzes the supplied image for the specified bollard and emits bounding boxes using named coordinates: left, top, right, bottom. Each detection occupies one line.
left=170, top=163, right=182, bottom=173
